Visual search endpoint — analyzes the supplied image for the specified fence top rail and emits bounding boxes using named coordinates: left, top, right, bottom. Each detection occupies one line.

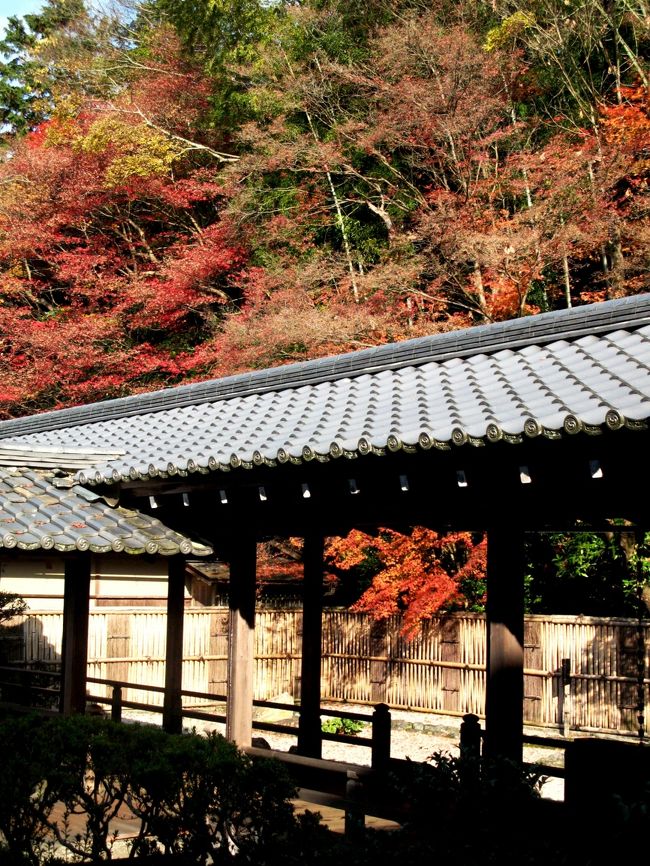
left=15, top=608, right=649, bottom=627
left=523, top=733, right=569, bottom=749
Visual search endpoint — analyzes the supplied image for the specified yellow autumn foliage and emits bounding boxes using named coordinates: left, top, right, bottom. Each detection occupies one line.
left=77, top=117, right=183, bottom=186
left=483, top=11, right=536, bottom=52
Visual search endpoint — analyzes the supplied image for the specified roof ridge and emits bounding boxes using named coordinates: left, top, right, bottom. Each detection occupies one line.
left=1, top=294, right=649, bottom=440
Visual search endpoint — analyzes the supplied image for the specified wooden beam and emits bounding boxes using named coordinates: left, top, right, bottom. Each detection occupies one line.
left=60, top=554, right=91, bottom=715
left=484, top=526, right=525, bottom=762
left=226, top=535, right=257, bottom=746
left=163, top=555, right=186, bottom=734
left=298, top=533, right=324, bottom=758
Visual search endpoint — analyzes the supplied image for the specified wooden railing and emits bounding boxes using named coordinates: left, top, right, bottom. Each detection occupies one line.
left=84, top=675, right=393, bottom=770
left=0, top=664, right=391, bottom=761
left=0, top=663, right=61, bottom=709
left=0, top=665, right=566, bottom=779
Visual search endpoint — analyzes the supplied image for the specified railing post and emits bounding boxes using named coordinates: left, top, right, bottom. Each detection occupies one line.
left=560, top=658, right=571, bottom=738
left=371, top=702, right=391, bottom=771
left=459, top=713, right=482, bottom=761
left=111, top=684, right=123, bottom=723
left=344, top=771, right=365, bottom=841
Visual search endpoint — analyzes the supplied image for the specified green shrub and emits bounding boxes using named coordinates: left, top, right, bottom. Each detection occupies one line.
left=45, top=715, right=147, bottom=861
left=0, top=713, right=62, bottom=865
left=128, top=728, right=300, bottom=862
left=0, top=713, right=313, bottom=864
left=390, top=750, right=544, bottom=825
left=321, top=717, right=365, bottom=736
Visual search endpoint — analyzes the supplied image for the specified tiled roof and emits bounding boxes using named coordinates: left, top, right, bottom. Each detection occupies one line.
left=0, top=466, right=212, bottom=555
left=0, top=295, right=649, bottom=486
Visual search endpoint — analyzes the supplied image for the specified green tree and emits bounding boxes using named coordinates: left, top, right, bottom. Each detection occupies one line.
left=485, top=0, right=649, bottom=132
left=0, top=590, right=25, bottom=625
left=525, top=530, right=650, bottom=617
left=0, top=0, right=88, bottom=137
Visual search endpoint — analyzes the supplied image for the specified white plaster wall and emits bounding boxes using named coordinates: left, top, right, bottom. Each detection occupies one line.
left=0, top=555, right=188, bottom=610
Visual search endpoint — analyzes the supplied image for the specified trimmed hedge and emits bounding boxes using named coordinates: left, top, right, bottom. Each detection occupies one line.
left=0, top=713, right=309, bottom=864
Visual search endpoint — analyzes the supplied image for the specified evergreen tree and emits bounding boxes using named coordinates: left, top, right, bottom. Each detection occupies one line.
left=0, top=0, right=87, bottom=137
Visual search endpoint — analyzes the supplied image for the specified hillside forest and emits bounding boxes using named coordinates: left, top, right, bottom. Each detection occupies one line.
left=0, top=0, right=648, bottom=624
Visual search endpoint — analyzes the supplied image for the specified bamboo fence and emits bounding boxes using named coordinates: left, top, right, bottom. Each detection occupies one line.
left=3, top=609, right=649, bottom=735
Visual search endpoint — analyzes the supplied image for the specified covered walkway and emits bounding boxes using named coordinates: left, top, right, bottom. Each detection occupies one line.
left=1, top=294, right=649, bottom=763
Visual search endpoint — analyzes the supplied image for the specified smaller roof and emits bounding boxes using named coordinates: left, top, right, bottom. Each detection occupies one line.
left=0, top=466, right=212, bottom=556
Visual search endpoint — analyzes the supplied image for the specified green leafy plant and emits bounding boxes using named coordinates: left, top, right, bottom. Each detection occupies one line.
left=321, top=717, right=365, bottom=736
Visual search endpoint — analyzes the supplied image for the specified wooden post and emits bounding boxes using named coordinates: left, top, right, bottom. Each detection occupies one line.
left=523, top=620, right=543, bottom=724
left=459, top=713, right=482, bottom=786
left=440, top=617, right=461, bottom=712
left=484, top=527, right=525, bottom=762
left=163, top=556, right=186, bottom=734
left=369, top=620, right=388, bottom=703
left=106, top=612, right=131, bottom=691
left=345, top=771, right=365, bottom=840
left=226, top=535, right=257, bottom=746
left=371, top=703, right=391, bottom=771
left=208, top=610, right=229, bottom=697
left=298, top=533, right=324, bottom=758
left=60, top=554, right=91, bottom=715
left=459, top=713, right=482, bottom=762
left=111, top=684, right=123, bottom=724
left=560, top=658, right=572, bottom=738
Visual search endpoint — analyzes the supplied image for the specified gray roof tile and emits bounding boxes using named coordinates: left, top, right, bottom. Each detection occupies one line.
left=0, top=466, right=212, bottom=555
left=0, top=296, right=649, bottom=484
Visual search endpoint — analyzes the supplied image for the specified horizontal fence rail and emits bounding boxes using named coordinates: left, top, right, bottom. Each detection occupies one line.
left=1, top=609, right=648, bottom=737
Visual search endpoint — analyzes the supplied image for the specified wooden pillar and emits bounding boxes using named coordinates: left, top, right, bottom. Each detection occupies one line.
left=298, top=533, right=324, bottom=758
left=484, top=526, right=525, bottom=762
left=369, top=620, right=388, bottom=703
left=163, top=556, right=186, bottom=734
left=226, top=535, right=257, bottom=746
left=60, top=554, right=91, bottom=715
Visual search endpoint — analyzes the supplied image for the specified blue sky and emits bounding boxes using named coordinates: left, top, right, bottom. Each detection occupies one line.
left=0, top=1, right=46, bottom=38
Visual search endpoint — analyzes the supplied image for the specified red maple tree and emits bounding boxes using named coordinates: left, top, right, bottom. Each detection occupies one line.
left=326, top=527, right=487, bottom=636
